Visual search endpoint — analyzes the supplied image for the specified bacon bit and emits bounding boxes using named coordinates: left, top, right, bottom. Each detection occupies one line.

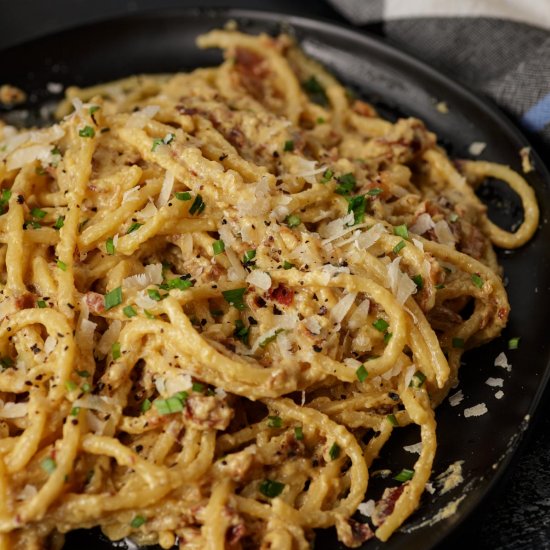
left=176, top=105, right=199, bottom=116
left=226, top=523, right=247, bottom=548
left=497, top=307, right=509, bottom=321
left=227, top=127, right=245, bottom=148
left=15, top=293, right=35, bottom=310
left=349, top=519, right=375, bottom=544
left=371, top=484, right=406, bottom=527
left=85, top=292, right=105, bottom=315
left=336, top=517, right=375, bottom=548
left=234, top=48, right=268, bottom=78
left=352, top=99, right=377, bottom=118
left=185, top=395, right=233, bottom=431
left=458, top=221, right=486, bottom=260
left=268, top=284, right=294, bottom=306
left=234, top=47, right=271, bottom=101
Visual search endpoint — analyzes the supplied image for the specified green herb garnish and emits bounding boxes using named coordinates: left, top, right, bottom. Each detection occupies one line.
left=104, top=287, right=122, bottom=310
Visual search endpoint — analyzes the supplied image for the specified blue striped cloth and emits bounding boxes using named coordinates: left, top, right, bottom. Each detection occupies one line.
left=328, top=0, right=550, bottom=145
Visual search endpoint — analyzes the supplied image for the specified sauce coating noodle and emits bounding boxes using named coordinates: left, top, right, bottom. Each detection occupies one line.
left=0, top=29, right=538, bottom=549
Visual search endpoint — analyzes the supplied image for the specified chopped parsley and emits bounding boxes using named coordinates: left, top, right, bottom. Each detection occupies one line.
left=387, top=414, right=399, bottom=427
left=393, top=240, right=406, bottom=254
left=127, top=222, right=143, bottom=234
left=123, top=305, right=137, bottom=318
left=192, top=382, right=205, bottom=393
left=302, top=75, right=328, bottom=107
left=167, top=277, right=193, bottom=290
left=329, top=443, right=341, bottom=460
left=0, top=356, right=14, bottom=370
left=104, top=286, right=122, bottom=310
left=31, top=207, right=46, bottom=219
left=320, top=168, right=333, bottom=183
left=189, top=194, right=205, bottom=215
left=285, top=214, right=301, bottom=228
left=366, top=187, right=382, bottom=196
left=294, top=426, right=304, bottom=440
left=372, top=318, right=389, bottom=332
left=154, top=392, right=188, bottom=415
left=394, top=224, right=409, bottom=239
left=409, top=370, right=427, bottom=388
left=222, top=288, right=247, bottom=310
left=140, top=398, right=152, bottom=413
left=79, top=125, right=95, bottom=138
left=130, top=515, right=146, bottom=528
left=346, top=195, right=366, bottom=225
left=283, top=261, right=295, bottom=270
left=356, top=364, right=368, bottom=382
left=412, top=274, right=424, bottom=290
left=259, top=328, right=284, bottom=348
left=452, top=337, right=465, bottom=349
left=242, top=249, right=256, bottom=266
left=335, top=173, right=356, bottom=195
left=234, top=319, right=249, bottom=345
left=37, top=300, right=47, bottom=308
left=54, top=215, right=65, bottom=230
left=259, top=479, right=285, bottom=498
left=212, top=239, right=225, bottom=255
left=56, top=259, right=67, bottom=271
left=508, top=337, right=520, bottom=350
left=106, top=237, right=115, bottom=255
left=394, top=468, right=414, bottom=482
left=111, top=342, right=121, bottom=361
left=471, top=273, right=484, bottom=288
left=267, top=415, right=283, bottom=428
left=0, top=189, right=11, bottom=213
left=147, top=288, right=162, bottom=301
left=41, top=457, right=57, bottom=474
left=283, top=140, right=294, bottom=152
left=175, top=191, right=192, bottom=201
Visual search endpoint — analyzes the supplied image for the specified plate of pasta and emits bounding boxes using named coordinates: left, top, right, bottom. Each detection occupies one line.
left=0, top=9, right=549, bottom=550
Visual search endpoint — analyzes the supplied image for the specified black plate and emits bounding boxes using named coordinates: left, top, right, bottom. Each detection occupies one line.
left=2, top=9, right=550, bottom=550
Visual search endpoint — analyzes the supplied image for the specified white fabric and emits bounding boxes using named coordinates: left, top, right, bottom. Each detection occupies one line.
left=384, top=0, right=550, bottom=30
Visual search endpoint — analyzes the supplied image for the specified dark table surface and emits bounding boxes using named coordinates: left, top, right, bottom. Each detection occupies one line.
left=2, top=1, right=550, bottom=548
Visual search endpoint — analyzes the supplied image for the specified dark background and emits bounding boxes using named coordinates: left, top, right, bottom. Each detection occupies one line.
left=1, top=1, right=550, bottom=548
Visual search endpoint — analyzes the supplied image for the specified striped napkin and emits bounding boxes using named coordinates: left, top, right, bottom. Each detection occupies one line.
left=327, top=0, right=550, bottom=145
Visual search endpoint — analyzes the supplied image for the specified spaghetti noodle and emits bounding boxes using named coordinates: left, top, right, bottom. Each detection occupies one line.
left=0, top=28, right=539, bottom=549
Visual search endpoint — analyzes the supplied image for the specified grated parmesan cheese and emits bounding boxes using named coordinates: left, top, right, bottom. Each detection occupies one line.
left=433, top=220, right=456, bottom=247
left=495, top=390, right=504, bottom=400
left=43, top=336, right=57, bottom=356
left=16, top=484, right=38, bottom=501
left=330, top=292, right=357, bottom=324
left=468, top=142, right=486, bottom=156
left=387, top=257, right=417, bottom=305
left=122, top=185, right=140, bottom=204
left=357, top=499, right=375, bottom=517
left=449, top=390, right=464, bottom=407
left=403, top=442, right=423, bottom=454
left=156, top=171, right=174, bottom=207
left=410, top=213, right=434, bottom=235
left=464, top=403, right=488, bottom=418
left=494, top=352, right=511, bottom=371
left=348, top=298, right=370, bottom=330
left=97, top=320, right=122, bottom=356
left=125, top=105, right=160, bottom=128
left=246, top=270, right=272, bottom=291
left=485, top=377, right=503, bottom=388
left=0, top=401, right=28, bottom=418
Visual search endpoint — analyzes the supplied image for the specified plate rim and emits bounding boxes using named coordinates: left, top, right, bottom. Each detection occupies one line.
left=2, top=7, right=550, bottom=549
